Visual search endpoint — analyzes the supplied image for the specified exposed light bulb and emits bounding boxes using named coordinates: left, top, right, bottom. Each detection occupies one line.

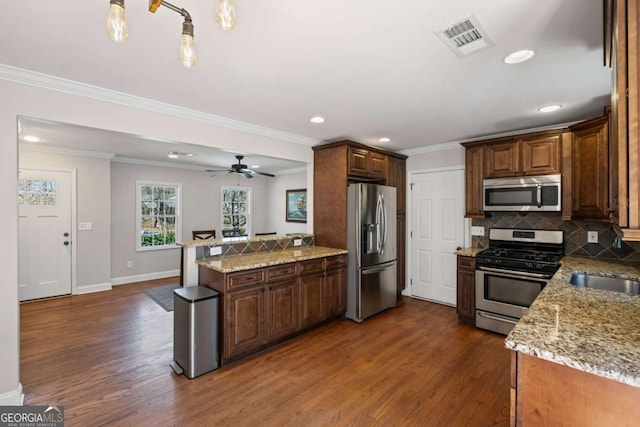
left=215, top=0, right=237, bottom=31
left=106, top=0, right=128, bottom=43
left=179, top=20, right=197, bottom=68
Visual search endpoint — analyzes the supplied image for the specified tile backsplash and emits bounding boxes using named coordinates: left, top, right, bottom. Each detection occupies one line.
left=195, top=235, right=315, bottom=260
left=472, top=212, right=640, bottom=262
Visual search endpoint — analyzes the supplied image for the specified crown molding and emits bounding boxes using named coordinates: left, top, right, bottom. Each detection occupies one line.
left=112, top=156, right=210, bottom=171
left=19, top=143, right=116, bottom=160
left=400, top=121, right=581, bottom=156
left=0, top=64, right=321, bottom=147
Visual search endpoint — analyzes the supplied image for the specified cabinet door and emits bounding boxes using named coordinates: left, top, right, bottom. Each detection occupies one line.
left=323, top=267, right=346, bottom=319
left=348, top=147, right=370, bottom=177
left=520, top=134, right=562, bottom=176
left=300, top=273, right=324, bottom=328
left=225, top=287, right=265, bottom=360
left=484, top=141, right=519, bottom=178
left=456, top=256, right=476, bottom=324
left=266, top=279, right=300, bottom=342
left=464, top=144, right=484, bottom=217
left=370, top=152, right=388, bottom=178
left=570, top=117, right=609, bottom=220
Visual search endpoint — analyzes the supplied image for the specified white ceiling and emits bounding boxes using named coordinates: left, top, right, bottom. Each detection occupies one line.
left=3, top=0, right=611, bottom=167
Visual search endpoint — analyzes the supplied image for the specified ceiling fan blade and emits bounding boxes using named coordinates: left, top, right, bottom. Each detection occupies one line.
left=246, top=169, right=275, bottom=178
left=242, top=171, right=253, bottom=179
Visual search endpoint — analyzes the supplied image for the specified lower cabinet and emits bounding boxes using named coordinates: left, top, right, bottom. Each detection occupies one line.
left=200, top=254, right=347, bottom=365
left=456, top=255, right=476, bottom=324
left=511, top=351, right=640, bottom=426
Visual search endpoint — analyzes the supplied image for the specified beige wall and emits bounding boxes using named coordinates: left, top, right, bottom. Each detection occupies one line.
left=406, top=145, right=464, bottom=172
left=266, top=171, right=308, bottom=235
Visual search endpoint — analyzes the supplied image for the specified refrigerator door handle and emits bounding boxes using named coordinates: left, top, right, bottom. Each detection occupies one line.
left=361, top=263, right=395, bottom=275
left=378, top=193, right=387, bottom=255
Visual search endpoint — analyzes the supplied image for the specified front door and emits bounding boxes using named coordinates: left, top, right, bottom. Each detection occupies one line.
left=410, top=169, right=464, bottom=305
left=18, top=169, right=72, bottom=301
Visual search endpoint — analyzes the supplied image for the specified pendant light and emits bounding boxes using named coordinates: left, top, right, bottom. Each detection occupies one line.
left=179, top=18, right=197, bottom=68
left=215, top=0, right=237, bottom=31
left=106, top=0, right=128, bottom=43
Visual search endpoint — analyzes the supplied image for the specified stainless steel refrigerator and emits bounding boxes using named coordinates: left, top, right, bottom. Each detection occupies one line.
left=346, top=183, right=397, bottom=322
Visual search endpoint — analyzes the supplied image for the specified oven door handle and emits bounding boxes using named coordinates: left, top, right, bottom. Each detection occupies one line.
left=477, top=266, right=550, bottom=279
left=477, top=311, right=519, bottom=325
left=537, top=183, right=542, bottom=208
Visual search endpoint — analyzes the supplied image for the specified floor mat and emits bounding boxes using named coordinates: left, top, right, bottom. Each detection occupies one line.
left=144, top=284, right=181, bottom=312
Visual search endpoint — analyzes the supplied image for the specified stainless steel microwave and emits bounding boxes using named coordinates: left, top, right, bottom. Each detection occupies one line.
left=483, top=174, right=561, bottom=212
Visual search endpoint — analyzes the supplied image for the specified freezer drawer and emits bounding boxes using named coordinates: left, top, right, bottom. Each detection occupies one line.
left=347, top=261, right=396, bottom=322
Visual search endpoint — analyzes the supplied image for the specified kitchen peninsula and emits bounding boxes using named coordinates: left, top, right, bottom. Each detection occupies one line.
left=180, top=235, right=348, bottom=366
left=506, top=256, right=640, bottom=425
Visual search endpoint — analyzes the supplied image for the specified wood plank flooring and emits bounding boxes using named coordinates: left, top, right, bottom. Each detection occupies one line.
left=20, top=278, right=510, bottom=426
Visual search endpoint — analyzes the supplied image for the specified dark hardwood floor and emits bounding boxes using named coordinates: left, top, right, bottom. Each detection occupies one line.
left=20, top=278, right=510, bottom=426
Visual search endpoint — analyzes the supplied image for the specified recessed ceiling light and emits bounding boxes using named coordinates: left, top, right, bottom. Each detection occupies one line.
left=167, top=152, right=180, bottom=159
left=504, top=49, right=535, bottom=64
left=184, top=153, right=195, bottom=157
left=251, top=165, right=260, bottom=169
left=378, top=137, right=391, bottom=143
left=23, top=135, right=41, bottom=143
left=537, top=104, right=562, bottom=113
left=310, top=116, right=325, bottom=124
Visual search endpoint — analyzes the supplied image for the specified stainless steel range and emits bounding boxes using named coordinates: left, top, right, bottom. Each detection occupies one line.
left=475, top=228, right=563, bottom=335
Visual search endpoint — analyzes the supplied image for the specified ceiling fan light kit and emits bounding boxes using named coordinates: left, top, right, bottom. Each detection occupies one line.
left=106, top=0, right=238, bottom=67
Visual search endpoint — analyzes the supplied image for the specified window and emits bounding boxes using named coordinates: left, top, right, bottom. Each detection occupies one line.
left=221, top=186, right=250, bottom=239
left=18, top=179, right=57, bottom=206
left=137, top=181, right=181, bottom=251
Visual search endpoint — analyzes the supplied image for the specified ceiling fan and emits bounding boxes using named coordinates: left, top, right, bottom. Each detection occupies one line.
left=207, top=155, right=275, bottom=179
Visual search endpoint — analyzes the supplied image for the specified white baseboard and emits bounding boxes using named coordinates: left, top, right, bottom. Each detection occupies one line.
left=75, top=282, right=112, bottom=295
left=0, top=383, right=24, bottom=405
left=111, top=270, right=180, bottom=286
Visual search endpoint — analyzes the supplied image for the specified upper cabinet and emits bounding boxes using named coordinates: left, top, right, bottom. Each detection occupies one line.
left=462, top=129, right=565, bottom=218
left=347, top=146, right=387, bottom=179
left=484, top=132, right=563, bottom=179
left=563, top=115, right=610, bottom=221
left=607, top=0, right=640, bottom=240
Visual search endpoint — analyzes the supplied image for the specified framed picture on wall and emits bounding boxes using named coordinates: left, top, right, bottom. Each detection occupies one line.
left=286, top=189, right=307, bottom=223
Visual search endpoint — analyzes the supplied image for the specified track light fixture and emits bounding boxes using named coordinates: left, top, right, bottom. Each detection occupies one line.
left=106, top=0, right=200, bottom=68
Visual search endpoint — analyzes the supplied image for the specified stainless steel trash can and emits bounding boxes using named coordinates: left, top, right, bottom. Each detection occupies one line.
left=171, top=286, right=219, bottom=379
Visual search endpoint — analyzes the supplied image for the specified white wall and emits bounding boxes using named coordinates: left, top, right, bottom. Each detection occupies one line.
left=406, top=145, right=465, bottom=172
left=266, top=171, right=308, bottom=234
left=19, top=150, right=112, bottom=293
left=0, top=75, right=315, bottom=404
left=110, top=162, right=270, bottom=280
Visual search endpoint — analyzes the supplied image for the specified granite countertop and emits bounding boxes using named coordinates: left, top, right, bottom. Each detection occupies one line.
left=179, top=233, right=314, bottom=247
left=197, top=246, right=348, bottom=273
left=505, top=255, right=640, bottom=387
left=454, top=247, right=484, bottom=257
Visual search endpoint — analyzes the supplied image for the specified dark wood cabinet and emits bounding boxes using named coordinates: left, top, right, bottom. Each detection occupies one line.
left=200, top=254, right=347, bottom=365
left=266, top=278, right=299, bottom=342
left=225, top=286, right=265, bottom=360
left=456, top=255, right=475, bottom=324
left=323, top=256, right=347, bottom=318
left=348, top=146, right=387, bottom=179
left=463, top=129, right=565, bottom=218
left=483, top=132, right=562, bottom=179
left=608, top=0, right=640, bottom=240
left=564, top=115, right=610, bottom=220
left=464, top=144, right=484, bottom=218
left=314, top=141, right=407, bottom=292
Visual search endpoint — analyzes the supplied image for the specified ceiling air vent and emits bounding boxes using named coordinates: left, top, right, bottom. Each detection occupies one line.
left=435, top=15, right=494, bottom=57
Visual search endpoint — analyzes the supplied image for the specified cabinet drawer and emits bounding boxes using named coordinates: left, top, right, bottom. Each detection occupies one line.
left=267, top=264, right=298, bottom=281
left=228, top=270, right=265, bottom=289
left=299, top=259, right=325, bottom=275
left=457, top=256, right=476, bottom=270
left=326, top=255, right=347, bottom=270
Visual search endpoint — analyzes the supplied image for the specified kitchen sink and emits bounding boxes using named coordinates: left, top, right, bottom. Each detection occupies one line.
left=569, top=272, right=640, bottom=296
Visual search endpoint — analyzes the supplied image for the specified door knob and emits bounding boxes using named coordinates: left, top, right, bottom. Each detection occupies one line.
left=63, top=241, right=70, bottom=246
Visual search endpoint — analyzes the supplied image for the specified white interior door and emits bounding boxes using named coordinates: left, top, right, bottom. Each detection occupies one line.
left=18, top=169, right=72, bottom=301
left=410, top=169, right=464, bottom=305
